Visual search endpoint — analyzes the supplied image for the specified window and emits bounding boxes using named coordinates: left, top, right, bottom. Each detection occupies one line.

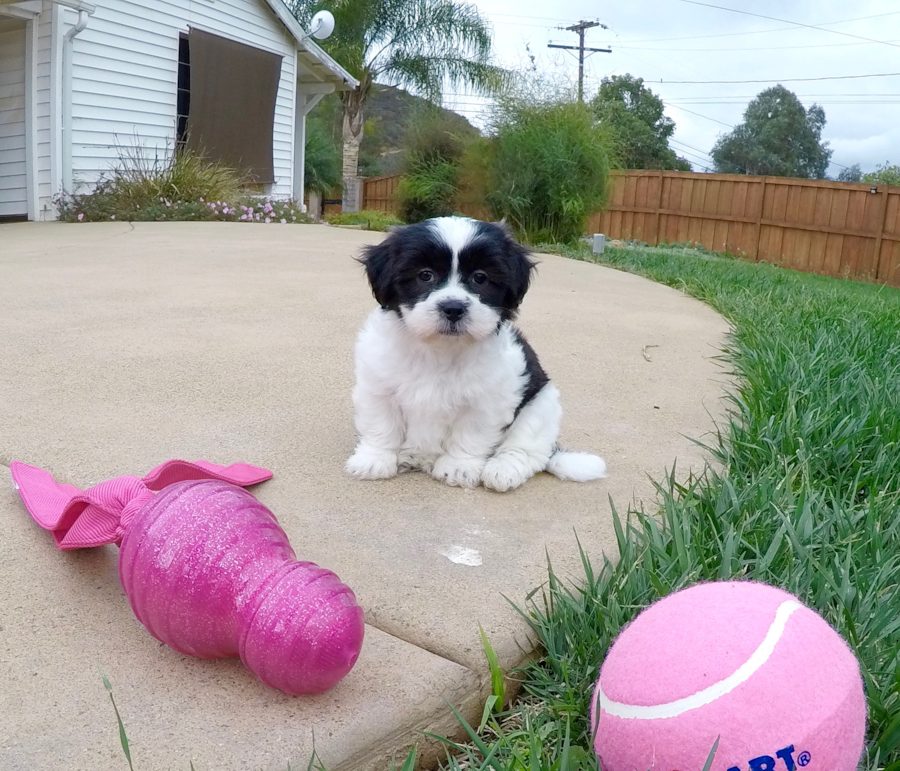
left=176, top=34, right=190, bottom=147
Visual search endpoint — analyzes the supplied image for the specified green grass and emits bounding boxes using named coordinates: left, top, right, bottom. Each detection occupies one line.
left=100, top=670, right=134, bottom=771
left=325, top=210, right=404, bottom=231
left=429, top=244, right=900, bottom=770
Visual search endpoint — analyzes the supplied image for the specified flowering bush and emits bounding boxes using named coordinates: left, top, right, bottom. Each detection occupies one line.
left=55, top=190, right=311, bottom=225
left=53, top=145, right=312, bottom=224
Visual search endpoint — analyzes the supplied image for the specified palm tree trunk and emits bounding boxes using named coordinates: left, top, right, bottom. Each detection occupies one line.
left=341, top=89, right=365, bottom=213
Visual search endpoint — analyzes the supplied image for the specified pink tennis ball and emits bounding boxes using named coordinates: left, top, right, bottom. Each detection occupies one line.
left=591, top=581, right=866, bottom=771
left=119, top=480, right=364, bottom=695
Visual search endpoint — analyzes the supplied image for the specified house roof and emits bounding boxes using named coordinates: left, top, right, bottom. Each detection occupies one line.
left=262, top=0, right=359, bottom=91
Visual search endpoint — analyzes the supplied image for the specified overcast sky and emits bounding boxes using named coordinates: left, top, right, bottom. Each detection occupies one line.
left=439, top=0, right=900, bottom=177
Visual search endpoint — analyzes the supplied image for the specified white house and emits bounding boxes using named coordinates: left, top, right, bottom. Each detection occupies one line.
left=0, top=0, right=357, bottom=220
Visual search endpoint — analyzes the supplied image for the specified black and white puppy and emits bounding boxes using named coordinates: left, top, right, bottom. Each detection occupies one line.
left=346, top=216, right=606, bottom=492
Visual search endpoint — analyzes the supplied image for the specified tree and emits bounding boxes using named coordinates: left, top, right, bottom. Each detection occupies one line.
left=590, top=74, right=690, bottom=171
left=836, top=164, right=862, bottom=183
left=487, top=100, right=614, bottom=243
left=303, top=114, right=342, bottom=195
left=863, top=163, right=900, bottom=187
left=710, top=86, right=832, bottom=178
left=289, top=0, right=504, bottom=212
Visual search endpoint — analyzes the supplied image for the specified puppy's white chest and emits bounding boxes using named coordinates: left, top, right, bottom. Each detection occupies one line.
left=357, top=310, right=527, bottom=431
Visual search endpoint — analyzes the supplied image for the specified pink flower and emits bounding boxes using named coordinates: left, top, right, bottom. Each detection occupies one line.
left=166, top=201, right=171, bottom=207
left=265, top=218, right=271, bottom=224
left=199, top=197, right=204, bottom=202
left=280, top=218, right=287, bottom=224
left=77, top=213, right=84, bottom=221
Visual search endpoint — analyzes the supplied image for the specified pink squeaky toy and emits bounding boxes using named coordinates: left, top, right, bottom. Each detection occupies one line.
left=11, top=459, right=364, bottom=695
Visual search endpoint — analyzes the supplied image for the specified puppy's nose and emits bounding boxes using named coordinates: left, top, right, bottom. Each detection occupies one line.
left=438, top=299, right=468, bottom=322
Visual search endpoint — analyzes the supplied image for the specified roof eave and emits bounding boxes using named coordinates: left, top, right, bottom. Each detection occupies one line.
left=262, top=0, right=359, bottom=91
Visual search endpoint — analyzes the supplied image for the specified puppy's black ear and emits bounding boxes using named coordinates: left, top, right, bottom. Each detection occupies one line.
left=505, top=236, right=537, bottom=311
left=493, top=218, right=513, bottom=236
left=358, top=237, right=399, bottom=310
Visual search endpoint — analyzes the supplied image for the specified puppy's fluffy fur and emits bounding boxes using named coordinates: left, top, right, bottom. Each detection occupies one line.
left=346, top=216, right=606, bottom=492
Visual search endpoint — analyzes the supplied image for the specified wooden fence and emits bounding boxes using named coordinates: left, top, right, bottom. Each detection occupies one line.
left=360, top=170, right=900, bottom=287
left=363, top=175, right=402, bottom=215
left=591, top=171, right=900, bottom=287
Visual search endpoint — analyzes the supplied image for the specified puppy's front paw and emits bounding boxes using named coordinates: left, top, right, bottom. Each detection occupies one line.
left=432, top=455, right=485, bottom=488
left=346, top=446, right=399, bottom=479
left=482, top=453, right=533, bottom=492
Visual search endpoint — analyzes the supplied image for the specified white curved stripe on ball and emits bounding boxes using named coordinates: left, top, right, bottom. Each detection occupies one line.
left=597, top=599, right=802, bottom=720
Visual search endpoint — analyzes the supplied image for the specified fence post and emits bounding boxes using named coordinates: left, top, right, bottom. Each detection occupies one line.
left=753, top=176, right=767, bottom=261
left=874, top=187, right=891, bottom=281
left=654, top=170, right=664, bottom=246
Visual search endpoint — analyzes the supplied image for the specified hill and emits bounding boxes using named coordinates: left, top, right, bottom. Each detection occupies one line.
left=310, top=85, right=480, bottom=177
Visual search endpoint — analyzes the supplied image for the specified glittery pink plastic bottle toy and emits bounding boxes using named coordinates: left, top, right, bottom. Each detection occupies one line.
left=11, top=459, right=364, bottom=694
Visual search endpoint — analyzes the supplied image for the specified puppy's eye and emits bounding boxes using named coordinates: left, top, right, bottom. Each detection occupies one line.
left=471, top=271, right=488, bottom=285
left=418, top=270, right=434, bottom=282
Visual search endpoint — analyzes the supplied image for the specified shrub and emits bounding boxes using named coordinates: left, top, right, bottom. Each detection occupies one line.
left=54, top=144, right=312, bottom=224
left=397, top=158, right=459, bottom=222
left=304, top=116, right=343, bottom=195
left=324, top=210, right=403, bottom=231
left=396, top=110, right=474, bottom=223
left=108, top=144, right=244, bottom=206
left=454, top=136, right=495, bottom=220
left=486, top=99, right=614, bottom=243
left=863, top=162, right=900, bottom=187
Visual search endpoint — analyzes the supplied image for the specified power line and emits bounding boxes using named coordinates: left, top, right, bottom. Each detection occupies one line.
left=614, top=38, right=900, bottom=53
left=622, top=10, right=900, bottom=44
left=665, top=104, right=734, bottom=127
left=671, top=100, right=900, bottom=106
left=657, top=72, right=900, bottom=84
left=669, top=93, right=900, bottom=100
left=677, top=1, right=900, bottom=50
left=669, top=139, right=713, bottom=159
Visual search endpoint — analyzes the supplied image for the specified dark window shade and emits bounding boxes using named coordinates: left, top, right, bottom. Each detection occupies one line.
left=186, top=28, right=282, bottom=184
left=176, top=35, right=190, bottom=147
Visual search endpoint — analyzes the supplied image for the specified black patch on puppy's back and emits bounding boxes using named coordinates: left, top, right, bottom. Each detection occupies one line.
left=511, top=326, right=550, bottom=418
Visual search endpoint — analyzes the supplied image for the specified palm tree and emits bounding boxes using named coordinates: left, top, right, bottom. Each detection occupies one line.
left=289, top=0, right=505, bottom=212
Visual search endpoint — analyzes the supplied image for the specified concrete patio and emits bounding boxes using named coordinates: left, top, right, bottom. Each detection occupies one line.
left=0, top=221, right=730, bottom=770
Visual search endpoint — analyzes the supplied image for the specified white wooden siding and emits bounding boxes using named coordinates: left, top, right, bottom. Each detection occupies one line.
left=60, top=0, right=297, bottom=206
left=35, top=4, right=53, bottom=217
left=0, top=18, right=27, bottom=217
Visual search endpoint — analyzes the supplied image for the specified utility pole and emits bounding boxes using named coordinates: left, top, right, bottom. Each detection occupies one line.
left=548, top=20, right=611, bottom=103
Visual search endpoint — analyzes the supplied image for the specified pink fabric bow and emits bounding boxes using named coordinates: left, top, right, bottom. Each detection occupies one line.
left=11, top=460, right=273, bottom=550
